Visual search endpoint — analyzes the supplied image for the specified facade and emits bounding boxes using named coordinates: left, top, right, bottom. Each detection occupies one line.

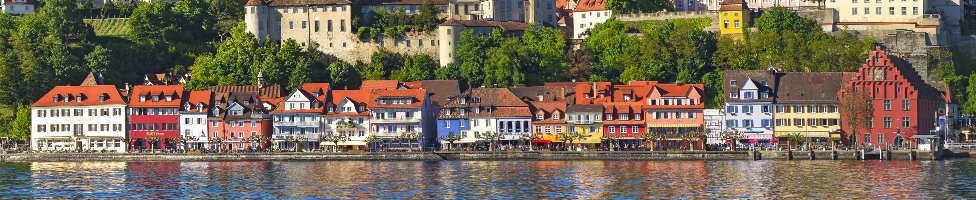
left=571, top=0, right=610, bottom=40
left=602, top=102, right=645, bottom=148
left=703, top=109, right=726, bottom=145
left=724, top=70, right=777, bottom=143
left=480, top=0, right=525, bottom=21
left=368, top=88, right=434, bottom=150
left=31, top=84, right=127, bottom=152
left=773, top=72, right=848, bottom=146
left=447, top=0, right=483, bottom=20
left=525, top=0, right=557, bottom=25
left=438, top=88, right=531, bottom=148
left=437, top=19, right=530, bottom=66
left=322, top=89, right=372, bottom=150
left=209, top=85, right=279, bottom=150
left=838, top=48, right=940, bottom=147
left=643, top=83, right=705, bottom=150
left=718, top=0, right=749, bottom=35
left=179, top=91, right=212, bottom=150
left=128, top=85, right=184, bottom=151
left=565, top=104, right=604, bottom=149
left=271, top=83, right=329, bottom=151
left=529, top=101, right=570, bottom=149
left=2, top=0, right=34, bottom=14
left=820, top=0, right=961, bottom=38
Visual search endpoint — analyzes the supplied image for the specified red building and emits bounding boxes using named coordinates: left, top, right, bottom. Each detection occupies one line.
left=128, top=85, right=185, bottom=151
left=643, top=83, right=705, bottom=150
left=603, top=102, right=645, bottom=149
left=208, top=85, right=280, bottom=150
left=839, top=47, right=941, bottom=147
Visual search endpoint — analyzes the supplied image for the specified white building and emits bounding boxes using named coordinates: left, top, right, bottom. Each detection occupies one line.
left=572, top=0, right=611, bottom=40
left=2, top=0, right=35, bottom=14
left=322, top=89, right=372, bottom=150
left=180, top=91, right=212, bottom=150
left=271, top=83, right=330, bottom=151
left=703, top=109, right=726, bottom=145
left=31, top=82, right=128, bottom=152
left=723, top=70, right=777, bottom=143
left=368, top=88, right=435, bottom=150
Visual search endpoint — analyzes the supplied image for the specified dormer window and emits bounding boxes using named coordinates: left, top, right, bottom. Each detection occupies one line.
left=635, top=114, right=641, bottom=120
left=472, top=97, right=481, bottom=103
left=244, top=99, right=251, bottom=105
left=445, top=109, right=452, bottom=115
left=760, top=80, right=767, bottom=87
left=459, top=98, right=466, bottom=104
left=165, top=95, right=173, bottom=102
left=184, top=105, right=191, bottom=112
left=606, top=114, right=613, bottom=120
left=53, top=96, right=59, bottom=102
left=584, top=94, right=591, bottom=98
left=553, top=113, right=560, bottom=120
left=536, top=114, right=544, bottom=120
left=474, top=107, right=480, bottom=113
left=99, top=95, right=106, bottom=102
left=731, top=80, right=738, bottom=87
left=459, top=108, right=466, bottom=115
left=743, top=92, right=754, bottom=99
left=197, top=104, right=204, bottom=112
left=623, top=95, right=631, bottom=101
left=152, top=96, right=159, bottom=102
left=140, top=96, right=146, bottom=102
left=75, top=96, right=82, bottom=102
left=599, top=94, right=605, bottom=98
left=730, top=93, right=738, bottom=98
left=358, top=105, right=364, bottom=111
left=328, top=106, right=334, bottom=112
left=649, top=100, right=657, bottom=105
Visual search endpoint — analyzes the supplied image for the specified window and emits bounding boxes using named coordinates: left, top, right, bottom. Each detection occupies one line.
left=742, top=120, right=752, bottom=128
left=340, top=20, right=346, bottom=32
left=289, top=21, right=294, bottom=29
left=852, top=8, right=857, bottom=15
left=913, top=7, right=918, bottom=15
left=632, top=126, right=639, bottom=133
left=902, top=117, right=910, bottom=128
left=608, top=126, right=615, bottom=133
left=864, top=7, right=870, bottom=15
left=734, top=20, right=740, bottom=28
left=901, top=7, right=906, bottom=15
left=762, top=105, right=770, bottom=113
left=890, top=7, right=895, bottom=15
left=902, top=99, right=910, bottom=111
left=314, top=20, right=320, bottom=32
left=762, top=120, right=771, bottom=127
left=730, top=93, right=738, bottom=98
left=867, top=117, right=874, bottom=128
left=731, top=80, right=737, bottom=87
left=328, top=20, right=333, bottom=32
left=726, top=120, right=736, bottom=127
left=536, top=114, right=544, bottom=120
left=743, top=92, right=753, bottom=99
left=723, top=20, right=729, bottom=29
left=302, top=21, right=307, bottom=29
left=883, top=117, right=892, bottom=128
left=865, top=133, right=871, bottom=144
left=883, top=99, right=891, bottom=110
left=553, top=113, right=560, bottom=120
left=876, top=7, right=881, bottom=15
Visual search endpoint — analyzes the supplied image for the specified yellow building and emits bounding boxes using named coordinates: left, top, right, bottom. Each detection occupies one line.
left=566, top=104, right=604, bottom=149
left=719, top=0, right=749, bottom=35
left=773, top=72, right=849, bottom=146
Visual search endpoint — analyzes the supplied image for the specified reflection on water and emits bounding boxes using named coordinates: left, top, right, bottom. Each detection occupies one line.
left=0, top=159, right=973, bottom=199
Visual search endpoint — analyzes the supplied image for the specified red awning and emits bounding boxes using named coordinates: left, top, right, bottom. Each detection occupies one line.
left=532, top=140, right=551, bottom=143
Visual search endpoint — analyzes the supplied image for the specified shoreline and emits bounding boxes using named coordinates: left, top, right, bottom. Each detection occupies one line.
left=2, top=150, right=970, bottom=162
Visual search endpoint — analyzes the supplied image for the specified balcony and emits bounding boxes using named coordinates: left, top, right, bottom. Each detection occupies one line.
left=371, top=117, right=421, bottom=123
left=274, top=121, right=320, bottom=128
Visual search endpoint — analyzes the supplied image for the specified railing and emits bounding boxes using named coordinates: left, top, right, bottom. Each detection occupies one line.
left=922, top=14, right=941, bottom=19
left=945, top=143, right=976, bottom=149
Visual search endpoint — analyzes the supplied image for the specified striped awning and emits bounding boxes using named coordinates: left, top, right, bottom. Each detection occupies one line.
left=646, top=123, right=700, bottom=128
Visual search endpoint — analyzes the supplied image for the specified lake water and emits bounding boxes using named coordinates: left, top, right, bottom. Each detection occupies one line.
left=0, top=159, right=973, bottom=199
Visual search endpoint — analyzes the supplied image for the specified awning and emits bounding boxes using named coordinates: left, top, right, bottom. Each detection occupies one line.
left=743, top=134, right=773, bottom=140
left=774, top=131, right=830, bottom=138
left=532, top=140, right=551, bottom=143
left=646, top=123, right=700, bottom=128
left=910, top=135, right=938, bottom=139
left=829, top=133, right=842, bottom=139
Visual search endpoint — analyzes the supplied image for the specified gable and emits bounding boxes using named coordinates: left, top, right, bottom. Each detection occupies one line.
left=285, top=89, right=311, bottom=103
left=741, top=78, right=758, bottom=90
left=227, top=102, right=244, bottom=111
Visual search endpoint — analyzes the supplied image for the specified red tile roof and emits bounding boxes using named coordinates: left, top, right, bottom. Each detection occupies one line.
left=301, top=83, right=331, bottom=95
left=360, top=80, right=399, bottom=90
left=210, top=85, right=282, bottom=98
left=529, top=101, right=567, bottom=124
left=32, top=85, right=126, bottom=107
left=182, top=91, right=212, bottom=113
left=369, top=89, right=426, bottom=108
left=574, top=0, right=606, bottom=12
left=129, top=85, right=184, bottom=108
left=324, top=89, right=371, bottom=116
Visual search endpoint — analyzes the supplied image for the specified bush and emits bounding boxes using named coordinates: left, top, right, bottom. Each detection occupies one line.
left=357, top=27, right=370, bottom=41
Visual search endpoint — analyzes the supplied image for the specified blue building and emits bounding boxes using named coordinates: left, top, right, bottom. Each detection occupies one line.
left=723, top=70, right=777, bottom=145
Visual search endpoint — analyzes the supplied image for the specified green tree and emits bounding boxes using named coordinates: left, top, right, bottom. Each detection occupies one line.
left=755, top=7, right=818, bottom=34
left=3, top=105, right=30, bottom=141
left=84, top=45, right=112, bottom=75
left=964, top=73, right=976, bottom=114
left=173, top=0, right=214, bottom=40
left=606, top=0, right=673, bottom=13
left=329, top=61, right=362, bottom=90
left=394, top=54, right=437, bottom=81
left=286, top=57, right=312, bottom=91
left=521, top=25, right=568, bottom=84
left=129, top=1, right=180, bottom=45
left=186, top=23, right=260, bottom=90
left=40, top=0, right=93, bottom=41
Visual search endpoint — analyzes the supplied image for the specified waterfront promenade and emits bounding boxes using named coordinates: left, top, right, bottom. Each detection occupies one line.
left=2, top=149, right=968, bottom=162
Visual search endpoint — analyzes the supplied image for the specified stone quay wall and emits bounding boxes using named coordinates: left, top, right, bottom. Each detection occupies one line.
left=0, top=150, right=957, bottom=162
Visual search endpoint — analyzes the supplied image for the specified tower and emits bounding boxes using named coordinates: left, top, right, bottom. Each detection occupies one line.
left=245, top=0, right=268, bottom=43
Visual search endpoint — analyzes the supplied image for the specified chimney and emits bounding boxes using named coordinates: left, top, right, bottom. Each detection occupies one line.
left=591, top=82, right=597, bottom=98
left=560, top=88, right=566, bottom=101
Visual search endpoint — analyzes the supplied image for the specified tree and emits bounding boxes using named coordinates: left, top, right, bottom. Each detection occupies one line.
left=320, top=132, right=351, bottom=152
left=1, top=105, right=30, bottom=141
left=364, top=135, right=381, bottom=152
left=129, top=1, right=181, bottom=45
left=393, top=54, right=437, bottom=81
left=785, top=132, right=805, bottom=150
left=556, top=131, right=587, bottom=151
left=40, top=0, right=93, bottom=41
left=964, top=74, right=976, bottom=114
left=606, top=0, right=673, bottom=14
left=519, top=133, right=542, bottom=151
left=186, top=23, right=260, bottom=90
left=721, top=130, right=744, bottom=151
left=440, top=133, right=461, bottom=151
left=755, top=7, right=818, bottom=34
left=328, top=61, right=362, bottom=90
left=475, top=131, right=503, bottom=151
left=840, top=89, right=874, bottom=146
left=397, top=131, right=422, bottom=152
left=84, top=45, right=112, bottom=75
